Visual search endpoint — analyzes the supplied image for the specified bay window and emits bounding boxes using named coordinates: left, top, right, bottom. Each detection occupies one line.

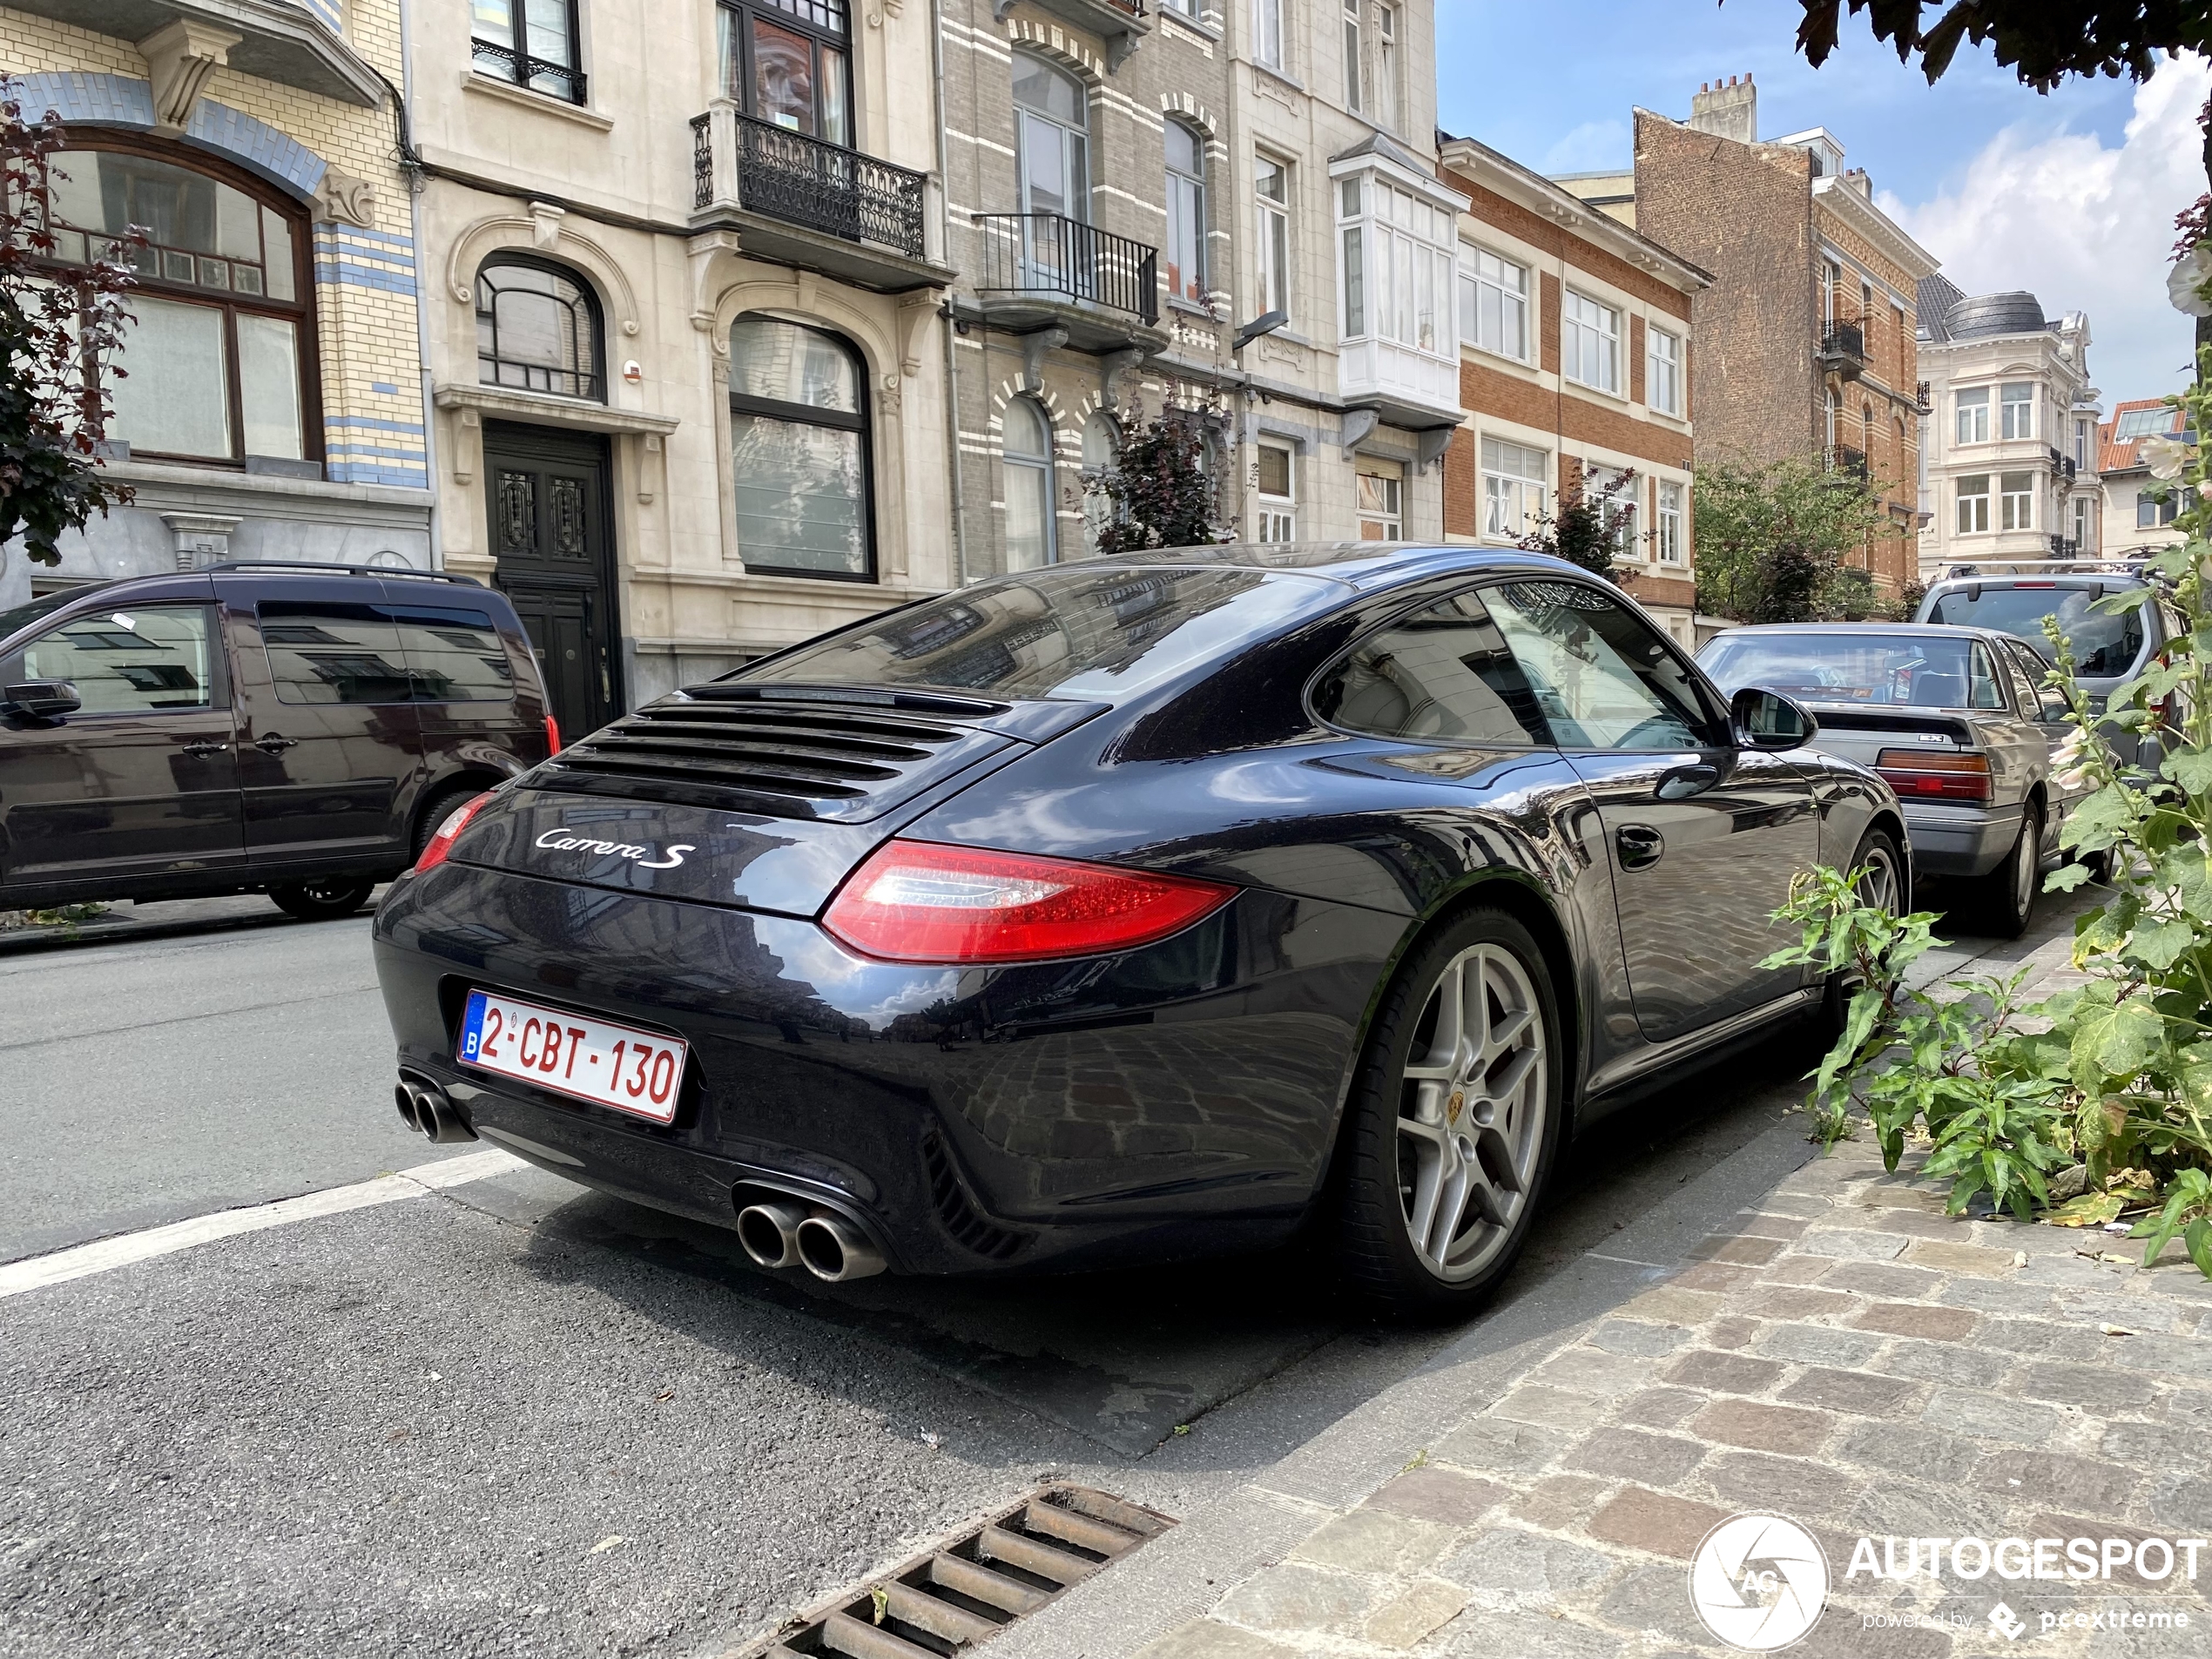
left=1956, top=386, right=1990, bottom=444
left=2000, top=470, right=2033, bottom=531
left=1957, top=474, right=1991, bottom=534
left=44, top=145, right=313, bottom=468
left=1339, top=173, right=1453, bottom=353
left=2000, top=382, right=2033, bottom=442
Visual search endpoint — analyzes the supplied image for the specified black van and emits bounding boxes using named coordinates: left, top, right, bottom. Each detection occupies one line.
left=0, top=563, right=556, bottom=921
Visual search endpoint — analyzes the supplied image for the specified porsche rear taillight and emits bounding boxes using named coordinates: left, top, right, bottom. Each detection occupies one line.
left=544, top=713, right=563, bottom=755
left=413, top=792, right=495, bottom=873
left=822, top=840, right=1237, bottom=964
left=1876, top=749, right=1993, bottom=803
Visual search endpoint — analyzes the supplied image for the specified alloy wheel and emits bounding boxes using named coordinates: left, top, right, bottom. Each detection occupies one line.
left=2013, top=807, right=2040, bottom=920
left=1395, top=943, right=1548, bottom=1283
left=1853, top=841, right=1900, bottom=914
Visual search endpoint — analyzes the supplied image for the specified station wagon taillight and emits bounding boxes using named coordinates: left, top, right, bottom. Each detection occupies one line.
left=1875, top=749, right=1993, bottom=803
left=822, top=840, right=1237, bottom=964
left=414, top=792, right=495, bottom=874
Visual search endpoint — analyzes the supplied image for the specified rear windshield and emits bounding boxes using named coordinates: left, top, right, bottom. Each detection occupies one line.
left=733, top=565, right=1336, bottom=702
left=1925, top=586, right=2148, bottom=677
left=1700, top=633, right=2004, bottom=711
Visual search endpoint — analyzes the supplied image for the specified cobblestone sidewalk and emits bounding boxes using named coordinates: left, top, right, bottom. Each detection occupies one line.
left=995, top=905, right=2212, bottom=1659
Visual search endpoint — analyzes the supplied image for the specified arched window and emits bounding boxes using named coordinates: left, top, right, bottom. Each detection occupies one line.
left=42, top=144, right=314, bottom=466
left=1164, top=121, right=1205, bottom=306
left=1081, top=410, right=1119, bottom=554
left=476, top=257, right=604, bottom=401
left=728, top=314, right=871, bottom=578
left=1013, top=55, right=1089, bottom=222
left=1001, top=397, right=1057, bottom=571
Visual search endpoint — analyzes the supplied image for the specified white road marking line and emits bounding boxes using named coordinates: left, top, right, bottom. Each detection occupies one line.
left=0, top=1149, right=526, bottom=1299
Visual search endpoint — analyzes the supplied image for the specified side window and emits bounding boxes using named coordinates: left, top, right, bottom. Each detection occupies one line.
left=3, top=605, right=219, bottom=715
left=1968, top=644, right=2005, bottom=711
left=259, top=603, right=412, bottom=705
left=1482, top=580, right=1723, bottom=752
left=388, top=606, right=516, bottom=703
left=1311, top=589, right=1553, bottom=746
left=2006, top=642, right=2067, bottom=722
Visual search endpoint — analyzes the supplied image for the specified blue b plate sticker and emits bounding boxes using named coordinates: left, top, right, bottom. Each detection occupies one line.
left=458, top=989, right=489, bottom=1062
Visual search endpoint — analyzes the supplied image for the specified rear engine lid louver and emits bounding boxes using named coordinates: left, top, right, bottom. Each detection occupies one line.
left=533, top=685, right=1018, bottom=823
left=751, top=1486, right=1172, bottom=1657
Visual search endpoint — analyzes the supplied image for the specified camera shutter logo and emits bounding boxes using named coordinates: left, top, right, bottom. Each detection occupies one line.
left=1689, top=1513, right=1830, bottom=1651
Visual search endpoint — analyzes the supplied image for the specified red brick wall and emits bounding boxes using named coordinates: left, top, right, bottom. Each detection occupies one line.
left=1629, top=314, right=1646, bottom=406
left=1445, top=428, right=1478, bottom=537
left=1457, top=360, right=1694, bottom=472
left=1441, top=170, right=1696, bottom=322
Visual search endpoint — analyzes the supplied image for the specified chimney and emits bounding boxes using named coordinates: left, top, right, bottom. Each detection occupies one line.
left=1689, top=72, right=1757, bottom=145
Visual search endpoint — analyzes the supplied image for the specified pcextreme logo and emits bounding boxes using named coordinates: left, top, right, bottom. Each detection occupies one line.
left=1689, top=1513, right=1831, bottom=1651
left=534, top=828, right=694, bottom=869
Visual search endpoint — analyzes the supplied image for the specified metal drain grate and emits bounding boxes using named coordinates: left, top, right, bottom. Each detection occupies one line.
left=751, top=1485, right=1173, bottom=1657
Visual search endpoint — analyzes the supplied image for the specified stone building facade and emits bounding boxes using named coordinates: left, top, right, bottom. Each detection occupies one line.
left=0, top=1, right=433, bottom=610
left=1914, top=278, right=2100, bottom=577
left=1570, top=76, right=1940, bottom=604
left=410, top=0, right=955, bottom=728
left=1437, top=135, right=1706, bottom=644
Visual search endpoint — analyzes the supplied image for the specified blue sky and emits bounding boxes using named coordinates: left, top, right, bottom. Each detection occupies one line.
left=1436, top=0, right=2205, bottom=403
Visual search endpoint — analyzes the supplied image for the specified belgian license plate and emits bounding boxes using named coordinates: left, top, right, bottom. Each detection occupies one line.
left=456, top=989, right=687, bottom=1123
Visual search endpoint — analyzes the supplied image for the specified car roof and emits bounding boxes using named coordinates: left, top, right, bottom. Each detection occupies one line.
left=1703, top=622, right=2004, bottom=643
left=1060, top=541, right=1596, bottom=591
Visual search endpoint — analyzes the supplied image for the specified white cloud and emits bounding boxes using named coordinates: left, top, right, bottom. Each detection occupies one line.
left=1542, top=118, right=1631, bottom=174
left=1878, top=52, right=2209, bottom=405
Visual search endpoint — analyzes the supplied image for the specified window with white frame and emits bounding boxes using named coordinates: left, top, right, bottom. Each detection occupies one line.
left=2000, top=382, right=2033, bottom=442
left=1821, top=260, right=1840, bottom=324
left=1586, top=462, right=1634, bottom=557
left=1340, top=0, right=1361, bottom=111
left=1163, top=121, right=1206, bottom=307
left=2073, top=494, right=2092, bottom=550
left=1561, top=290, right=1619, bottom=392
left=1957, top=473, right=1991, bottom=534
left=1255, top=156, right=1291, bottom=320
left=1656, top=478, right=1684, bottom=564
left=2074, top=416, right=2090, bottom=468
left=1254, top=0, right=1284, bottom=71
left=2000, top=469, right=2033, bottom=530
left=1956, top=386, right=1990, bottom=444
left=1256, top=442, right=1296, bottom=541
left=1647, top=325, right=1682, bottom=415
left=2139, top=489, right=2175, bottom=529
left=1356, top=465, right=1402, bottom=539
left=1339, top=172, right=1454, bottom=355
left=1458, top=246, right=1527, bottom=361
left=1375, top=4, right=1399, bottom=130
left=1480, top=436, right=1546, bottom=541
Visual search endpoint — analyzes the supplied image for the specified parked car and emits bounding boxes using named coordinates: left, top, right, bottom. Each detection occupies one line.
left=1914, top=566, right=2182, bottom=766
left=373, top=545, right=1905, bottom=1316
left=1698, top=622, right=2084, bottom=937
left=0, top=563, right=556, bottom=921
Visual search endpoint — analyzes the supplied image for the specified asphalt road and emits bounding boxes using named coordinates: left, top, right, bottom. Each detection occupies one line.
left=0, top=892, right=2085, bottom=1658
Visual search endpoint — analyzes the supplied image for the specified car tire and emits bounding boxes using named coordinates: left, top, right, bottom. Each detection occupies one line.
left=1970, top=799, right=2043, bottom=941
left=269, top=878, right=376, bottom=922
left=1816, top=825, right=1906, bottom=1042
left=412, top=784, right=489, bottom=864
left=1335, top=907, right=1565, bottom=1321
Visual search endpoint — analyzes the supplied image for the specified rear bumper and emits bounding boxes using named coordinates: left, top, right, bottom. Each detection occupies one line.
left=371, top=863, right=1396, bottom=1274
left=1903, top=803, right=2020, bottom=880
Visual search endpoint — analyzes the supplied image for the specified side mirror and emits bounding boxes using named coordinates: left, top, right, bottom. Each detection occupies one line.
left=3, top=679, right=81, bottom=719
left=1731, top=685, right=1817, bottom=752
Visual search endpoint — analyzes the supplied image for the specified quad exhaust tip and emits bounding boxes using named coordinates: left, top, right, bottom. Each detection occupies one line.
left=735, top=1201, right=811, bottom=1270
left=395, top=1076, right=477, bottom=1144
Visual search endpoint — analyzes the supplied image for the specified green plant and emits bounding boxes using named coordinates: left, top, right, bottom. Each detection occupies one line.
left=1077, top=402, right=1231, bottom=553
left=1515, top=468, right=1635, bottom=582
left=1690, top=454, right=1892, bottom=623
left=1770, top=345, right=2212, bottom=1270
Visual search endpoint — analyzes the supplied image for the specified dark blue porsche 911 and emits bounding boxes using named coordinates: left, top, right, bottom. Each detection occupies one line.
left=373, top=543, right=1905, bottom=1316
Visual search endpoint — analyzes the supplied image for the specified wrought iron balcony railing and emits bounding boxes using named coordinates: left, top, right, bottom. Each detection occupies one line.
left=972, top=212, right=1158, bottom=326
left=1817, top=320, right=1866, bottom=379
left=691, top=107, right=929, bottom=262
left=472, top=39, right=586, bottom=105
left=1824, top=444, right=1869, bottom=479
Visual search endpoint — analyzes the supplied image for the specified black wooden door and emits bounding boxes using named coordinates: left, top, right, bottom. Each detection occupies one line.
left=482, top=422, right=618, bottom=743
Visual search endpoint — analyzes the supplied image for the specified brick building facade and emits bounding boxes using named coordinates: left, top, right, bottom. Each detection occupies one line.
left=1571, top=77, right=1940, bottom=604
left=0, top=2, right=432, bottom=610
left=1437, top=135, right=1707, bottom=641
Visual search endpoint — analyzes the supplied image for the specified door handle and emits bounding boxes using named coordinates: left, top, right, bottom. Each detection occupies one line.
left=183, top=739, right=228, bottom=757
left=1655, top=763, right=1720, bottom=801
left=1615, top=825, right=1665, bottom=870
left=255, top=734, right=298, bottom=753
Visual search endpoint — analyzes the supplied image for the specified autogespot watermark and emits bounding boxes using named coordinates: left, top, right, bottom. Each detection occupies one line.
left=1689, top=1514, right=2209, bottom=1651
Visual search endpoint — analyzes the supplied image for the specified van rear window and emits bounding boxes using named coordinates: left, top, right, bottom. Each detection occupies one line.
left=1925, top=587, right=2148, bottom=678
